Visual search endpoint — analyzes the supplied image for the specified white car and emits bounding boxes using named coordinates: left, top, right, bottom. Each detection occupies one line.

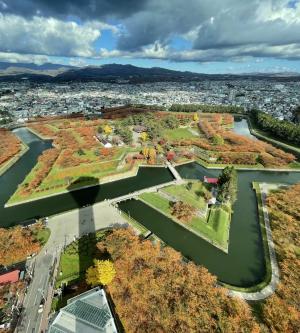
left=0, top=322, right=10, bottom=329
left=38, top=298, right=45, bottom=313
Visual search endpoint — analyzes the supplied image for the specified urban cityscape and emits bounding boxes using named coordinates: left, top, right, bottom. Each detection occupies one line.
left=1, top=79, right=300, bottom=124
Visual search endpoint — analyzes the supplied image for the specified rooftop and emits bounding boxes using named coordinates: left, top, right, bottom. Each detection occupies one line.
left=0, top=270, right=20, bottom=284
left=204, top=176, right=219, bottom=184
left=49, top=287, right=118, bottom=333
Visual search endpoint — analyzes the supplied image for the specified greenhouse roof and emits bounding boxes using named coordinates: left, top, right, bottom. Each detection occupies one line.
left=49, top=287, right=117, bottom=333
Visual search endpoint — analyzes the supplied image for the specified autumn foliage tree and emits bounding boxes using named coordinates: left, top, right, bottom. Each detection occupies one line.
left=0, top=129, right=22, bottom=166
left=0, top=227, right=40, bottom=266
left=86, top=259, right=116, bottom=286
left=97, top=229, right=260, bottom=333
left=170, top=201, right=196, bottom=222
left=148, top=148, right=157, bottom=164
left=140, top=132, right=148, bottom=142
left=187, top=113, right=296, bottom=167
left=262, top=184, right=300, bottom=332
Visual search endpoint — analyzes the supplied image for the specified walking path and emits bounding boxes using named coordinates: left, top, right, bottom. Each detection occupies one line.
left=166, top=161, right=184, bottom=182
left=188, top=128, right=200, bottom=137
left=228, top=183, right=280, bottom=301
left=110, top=180, right=177, bottom=204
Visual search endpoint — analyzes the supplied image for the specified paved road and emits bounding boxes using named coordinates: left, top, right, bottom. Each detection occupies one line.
left=16, top=202, right=128, bottom=333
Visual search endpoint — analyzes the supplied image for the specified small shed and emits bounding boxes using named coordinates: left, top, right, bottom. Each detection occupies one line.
left=204, top=176, right=218, bottom=184
left=0, top=270, right=20, bottom=285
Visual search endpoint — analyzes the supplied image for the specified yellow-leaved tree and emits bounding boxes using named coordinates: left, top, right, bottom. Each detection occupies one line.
left=193, top=113, right=199, bottom=122
left=148, top=148, right=157, bottom=164
left=104, top=125, right=113, bottom=135
left=86, top=259, right=116, bottom=286
left=142, top=146, right=149, bottom=158
left=140, top=132, right=148, bottom=142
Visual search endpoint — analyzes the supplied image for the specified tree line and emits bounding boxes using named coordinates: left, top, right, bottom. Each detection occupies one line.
left=263, top=184, right=300, bottom=332
left=169, top=103, right=244, bottom=114
left=251, top=109, right=300, bottom=146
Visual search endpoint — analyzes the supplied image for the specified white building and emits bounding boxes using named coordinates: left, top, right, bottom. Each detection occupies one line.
left=49, top=287, right=118, bottom=333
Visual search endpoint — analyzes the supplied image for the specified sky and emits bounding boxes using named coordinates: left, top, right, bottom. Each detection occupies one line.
left=0, top=0, right=300, bottom=73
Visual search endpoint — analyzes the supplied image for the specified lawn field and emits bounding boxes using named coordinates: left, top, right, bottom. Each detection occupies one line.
left=33, top=227, right=51, bottom=246
left=139, top=183, right=230, bottom=250
left=55, top=230, right=109, bottom=287
left=162, top=181, right=210, bottom=210
left=163, top=128, right=197, bottom=140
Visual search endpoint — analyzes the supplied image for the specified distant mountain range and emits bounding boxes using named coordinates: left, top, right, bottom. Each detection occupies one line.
left=0, top=62, right=299, bottom=83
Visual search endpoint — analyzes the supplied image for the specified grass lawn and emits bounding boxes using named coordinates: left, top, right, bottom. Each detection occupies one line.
left=56, top=231, right=109, bottom=288
left=163, top=128, right=197, bottom=140
left=33, top=227, right=51, bottom=246
left=289, top=161, right=300, bottom=169
left=140, top=192, right=171, bottom=214
left=206, top=207, right=230, bottom=246
left=140, top=190, right=230, bottom=250
left=162, top=182, right=209, bottom=210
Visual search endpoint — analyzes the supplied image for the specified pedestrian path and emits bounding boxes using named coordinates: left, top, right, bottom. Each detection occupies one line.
left=109, top=180, right=177, bottom=204
left=166, top=161, right=183, bottom=182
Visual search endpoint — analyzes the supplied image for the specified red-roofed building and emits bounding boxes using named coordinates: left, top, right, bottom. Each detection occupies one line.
left=0, top=270, right=20, bottom=285
left=204, top=176, right=219, bottom=184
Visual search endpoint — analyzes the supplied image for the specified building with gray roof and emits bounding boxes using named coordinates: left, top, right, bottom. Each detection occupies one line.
left=48, top=287, right=118, bottom=333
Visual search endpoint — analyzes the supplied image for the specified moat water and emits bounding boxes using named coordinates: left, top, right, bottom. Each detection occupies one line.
left=0, top=123, right=299, bottom=287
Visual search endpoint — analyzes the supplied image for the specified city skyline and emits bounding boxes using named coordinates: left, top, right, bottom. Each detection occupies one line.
left=0, top=0, right=300, bottom=73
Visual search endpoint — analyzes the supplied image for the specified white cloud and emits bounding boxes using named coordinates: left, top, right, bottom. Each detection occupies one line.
left=0, top=14, right=116, bottom=57
left=0, top=51, right=49, bottom=64
left=1, top=1, right=300, bottom=64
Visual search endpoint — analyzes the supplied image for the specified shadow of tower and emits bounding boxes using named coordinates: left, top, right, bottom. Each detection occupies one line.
left=67, top=177, right=100, bottom=283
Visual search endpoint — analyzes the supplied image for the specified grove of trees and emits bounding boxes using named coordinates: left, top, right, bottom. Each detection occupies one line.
left=0, top=226, right=41, bottom=267
left=262, top=184, right=300, bottom=332
left=98, top=228, right=259, bottom=333
left=194, top=114, right=296, bottom=167
left=0, top=129, right=22, bottom=166
left=217, top=166, right=238, bottom=204
left=21, top=148, right=60, bottom=194
left=251, top=109, right=300, bottom=146
left=170, top=103, right=244, bottom=114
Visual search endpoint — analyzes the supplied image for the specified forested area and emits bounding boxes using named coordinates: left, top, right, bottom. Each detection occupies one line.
left=175, top=113, right=296, bottom=167
left=0, top=129, right=22, bottom=166
left=262, top=184, right=300, bottom=332
left=251, top=109, right=300, bottom=146
left=169, top=103, right=244, bottom=114
left=21, top=148, right=60, bottom=195
left=98, top=229, right=259, bottom=333
left=121, top=111, right=191, bottom=139
left=0, top=226, right=41, bottom=266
